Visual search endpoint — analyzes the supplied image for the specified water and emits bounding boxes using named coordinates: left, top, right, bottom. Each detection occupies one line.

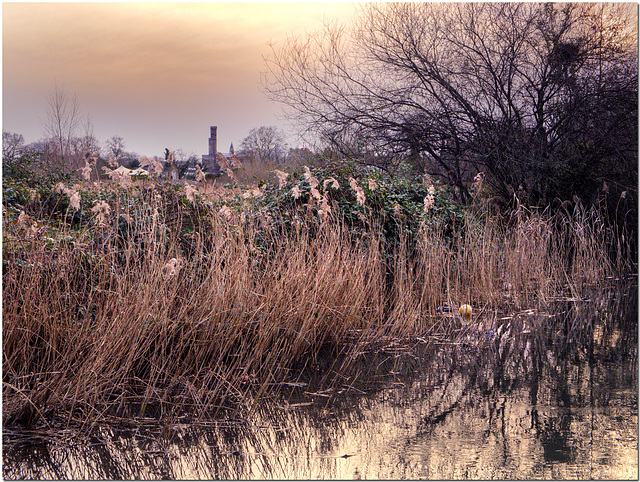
left=4, top=283, right=637, bottom=479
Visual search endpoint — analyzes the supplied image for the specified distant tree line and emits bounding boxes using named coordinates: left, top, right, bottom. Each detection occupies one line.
left=3, top=112, right=314, bottom=183
left=2, top=79, right=324, bottom=183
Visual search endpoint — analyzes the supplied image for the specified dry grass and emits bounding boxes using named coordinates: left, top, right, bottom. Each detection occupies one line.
left=2, top=181, right=627, bottom=428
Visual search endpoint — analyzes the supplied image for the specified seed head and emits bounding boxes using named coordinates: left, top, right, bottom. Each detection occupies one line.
left=163, top=258, right=181, bottom=280
left=273, top=169, right=289, bottom=188
left=349, top=178, right=366, bottom=205
left=323, top=177, right=340, bottom=190
left=424, top=186, right=435, bottom=212
left=91, top=201, right=111, bottom=226
left=219, top=205, right=233, bottom=219
left=69, top=191, right=81, bottom=211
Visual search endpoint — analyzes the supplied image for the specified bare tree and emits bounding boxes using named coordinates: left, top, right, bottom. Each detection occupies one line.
left=239, top=126, right=288, bottom=164
left=263, top=3, right=637, bottom=204
left=2, top=131, right=27, bottom=177
left=105, top=135, right=126, bottom=163
left=43, top=82, right=81, bottom=173
left=80, top=114, right=101, bottom=158
left=3, top=131, right=25, bottom=163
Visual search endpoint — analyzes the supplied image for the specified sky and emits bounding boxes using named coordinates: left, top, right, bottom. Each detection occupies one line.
left=2, top=2, right=358, bottom=158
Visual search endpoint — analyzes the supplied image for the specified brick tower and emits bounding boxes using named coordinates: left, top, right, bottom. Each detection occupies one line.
left=202, top=125, right=220, bottom=175
left=208, top=126, right=217, bottom=157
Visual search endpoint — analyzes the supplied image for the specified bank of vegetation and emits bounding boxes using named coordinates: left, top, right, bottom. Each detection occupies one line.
left=2, top=161, right=635, bottom=428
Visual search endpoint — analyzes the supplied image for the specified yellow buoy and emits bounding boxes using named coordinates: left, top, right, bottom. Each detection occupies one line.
left=459, top=304, right=472, bottom=322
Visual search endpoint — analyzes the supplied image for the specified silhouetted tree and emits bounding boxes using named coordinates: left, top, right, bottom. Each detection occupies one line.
left=264, top=3, right=637, bottom=206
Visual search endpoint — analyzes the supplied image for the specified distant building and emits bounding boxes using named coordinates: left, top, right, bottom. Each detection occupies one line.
left=202, top=126, right=220, bottom=175
left=202, top=126, right=243, bottom=176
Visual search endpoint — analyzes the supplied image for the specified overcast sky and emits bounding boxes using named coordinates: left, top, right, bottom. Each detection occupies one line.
left=3, top=2, right=357, bottom=157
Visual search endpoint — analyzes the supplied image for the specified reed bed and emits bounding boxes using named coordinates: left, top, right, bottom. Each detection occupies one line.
left=2, top=179, right=628, bottom=428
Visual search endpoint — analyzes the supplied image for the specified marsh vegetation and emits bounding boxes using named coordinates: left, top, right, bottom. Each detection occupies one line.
left=2, top=162, right=634, bottom=430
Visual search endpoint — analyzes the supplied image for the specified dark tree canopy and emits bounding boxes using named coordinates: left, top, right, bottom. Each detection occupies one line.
left=263, top=3, right=637, bottom=207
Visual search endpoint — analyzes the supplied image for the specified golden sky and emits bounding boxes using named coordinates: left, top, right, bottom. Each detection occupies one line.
left=3, top=2, right=357, bottom=156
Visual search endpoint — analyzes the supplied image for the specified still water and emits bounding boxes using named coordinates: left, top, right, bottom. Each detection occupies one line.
left=4, top=282, right=637, bottom=479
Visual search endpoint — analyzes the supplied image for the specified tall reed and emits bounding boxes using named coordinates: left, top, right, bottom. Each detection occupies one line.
left=2, top=182, right=626, bottom=427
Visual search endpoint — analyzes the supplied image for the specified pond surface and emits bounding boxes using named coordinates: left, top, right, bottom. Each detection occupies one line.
left=4, top=282, right=638, bottom=479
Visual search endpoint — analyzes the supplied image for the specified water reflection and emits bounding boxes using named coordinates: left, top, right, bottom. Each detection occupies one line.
left=4, top=283, right=637, bottom=479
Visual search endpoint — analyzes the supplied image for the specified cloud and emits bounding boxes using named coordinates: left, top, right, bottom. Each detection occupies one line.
left=3, top=2, right=357, bottom=154
left=4, top=3, right=257, bottom=99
